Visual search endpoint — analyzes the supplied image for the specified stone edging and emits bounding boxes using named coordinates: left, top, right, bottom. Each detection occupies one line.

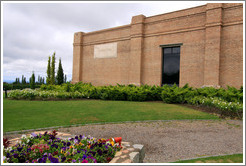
left=110, top=142, right=145, bottom=163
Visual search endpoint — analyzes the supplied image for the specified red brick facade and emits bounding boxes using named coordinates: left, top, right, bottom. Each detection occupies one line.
left=72, top=3, right=243, bottom=88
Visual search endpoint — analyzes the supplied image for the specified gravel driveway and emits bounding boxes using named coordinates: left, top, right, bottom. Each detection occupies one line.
left=4, top=120, right=243, bottom=163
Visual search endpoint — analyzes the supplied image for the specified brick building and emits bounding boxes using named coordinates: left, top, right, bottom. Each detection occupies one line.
left=72, top=3, right=243, bottom=88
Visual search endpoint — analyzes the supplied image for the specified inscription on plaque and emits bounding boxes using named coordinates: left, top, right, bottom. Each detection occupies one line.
left=94, top=42, right=117, bottom=58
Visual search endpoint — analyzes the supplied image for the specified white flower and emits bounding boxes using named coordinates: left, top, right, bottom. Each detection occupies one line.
left=21, top=134, right=27, bottom=138
left=7, top=147, right=12, bottom=151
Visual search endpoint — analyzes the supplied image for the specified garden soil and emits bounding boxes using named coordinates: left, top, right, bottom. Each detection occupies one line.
left=4, top=120, right=243, bottom=163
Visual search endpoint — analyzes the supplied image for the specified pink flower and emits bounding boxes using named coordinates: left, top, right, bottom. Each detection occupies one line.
left=82, top=159, right=88, bottom=163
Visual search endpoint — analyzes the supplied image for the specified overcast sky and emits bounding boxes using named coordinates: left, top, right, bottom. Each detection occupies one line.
left=2, top=1, right=208, bottom=82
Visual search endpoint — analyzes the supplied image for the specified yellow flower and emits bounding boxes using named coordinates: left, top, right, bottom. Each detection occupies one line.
left=69, top=145, right=74, bottom=149
left=79, top=142, right=83, bottom=146
left=110, top=141, right=114, bottom=146
left=61, top=150, right=64, bottom=154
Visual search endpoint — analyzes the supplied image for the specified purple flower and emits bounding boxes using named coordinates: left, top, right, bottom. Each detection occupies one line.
left=89, top=151, right=96, bottom=156
left=37, top=158, right=42, bottom=163
left=27, top=148, right=31, bottom=152
left=72, top=159, right=76, bottom=163
left=61, top=156, right=66, bottom=162
left=97, top=149, right=103, bottom=155
left=17, top=146, right=23, bottom=152
left=43, top=153, right=47, bottom=157
left=67, top=142, right=71, bottom=146
left=79, top=135, right=82, bottom=139
left=105, top=145, right=108, bottom=149
left=74, top=139, right=78, bottom=144
left=31, top=133, right=37, bottom=137
left=82, top=154, right=87, bottom=159
left=10, top=149, right=15, bottom=153
left=77, top=150, right=81, bottom=153
left=88, top=156, right=97, bottom=163
left=48, top=155, right=59, bottom=163
left=13, top=153, right=19, bottom=158
left=6, top=153, right=10, bottom=158
left=75, top=136, right=78, bottom=139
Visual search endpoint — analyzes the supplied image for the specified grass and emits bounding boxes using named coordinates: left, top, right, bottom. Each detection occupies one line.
left=173, top=154, right=243, bottom=163
left=3, top=97, right=219, bottom=132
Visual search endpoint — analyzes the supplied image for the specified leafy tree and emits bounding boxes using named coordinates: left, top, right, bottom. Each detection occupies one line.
left=30, top=72, right=35, bottom=89
left=46, top=56, right=51, bottom=85
left=51, top=52, right=56, bottom=85
left=56, top=58, right=64, bottom=85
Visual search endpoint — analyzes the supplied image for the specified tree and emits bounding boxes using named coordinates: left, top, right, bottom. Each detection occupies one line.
left=30, top=72, right=35, bottom=89
left=22, top=75, right=25, bottom=84
left=64, top=74, right=67, bottom=83
left=51, top=52, right=56, bottom=85
left=56, top=58, right=64, bottom=85
left=46, top=56, right=51, bottom=85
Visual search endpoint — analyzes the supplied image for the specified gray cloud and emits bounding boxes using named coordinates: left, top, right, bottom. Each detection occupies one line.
left=3, top=2, right=206, bottom=82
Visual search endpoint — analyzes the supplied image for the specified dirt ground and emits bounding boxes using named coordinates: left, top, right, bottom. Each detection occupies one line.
left=3, top=120, right=243, bottom=163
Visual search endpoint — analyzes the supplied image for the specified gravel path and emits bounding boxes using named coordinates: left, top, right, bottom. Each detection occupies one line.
left=4, top=120, right=243, bottom=163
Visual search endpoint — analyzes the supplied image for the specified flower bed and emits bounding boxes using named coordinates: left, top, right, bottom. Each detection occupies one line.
left=3, top=130, right=121, bottom=163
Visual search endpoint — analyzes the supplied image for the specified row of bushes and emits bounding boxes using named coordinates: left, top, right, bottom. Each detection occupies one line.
left=187, top=96, right=243, bottom=119
left=39, top=83, right=243, bottom=103
left=8, top=83, right=243, bottom=119
left=3, top=83, right=41, bottom=90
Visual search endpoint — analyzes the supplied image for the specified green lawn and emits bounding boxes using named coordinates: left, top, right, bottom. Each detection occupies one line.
left=173, top=154, right=243, bottom=163
left=3, top=98, right=219, bottom=132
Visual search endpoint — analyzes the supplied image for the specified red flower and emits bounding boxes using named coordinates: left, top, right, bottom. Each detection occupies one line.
left=3, top=138, right=11, bottom=148
left=107, top=157, right=112, bottom=162
left=53, top=151, right=58, bottom=156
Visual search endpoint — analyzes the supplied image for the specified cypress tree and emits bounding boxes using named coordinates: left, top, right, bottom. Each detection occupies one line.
left=46, top=56, right=51, bottom=85
left=51, top=52, right=56, bottom=85
left=64, top=74, right=67, bottom=83
left=30, top=72, right=35, bottom=89
left=56, top=58, right=64, bottom=85
left=22, top=75, right=24, bottom=84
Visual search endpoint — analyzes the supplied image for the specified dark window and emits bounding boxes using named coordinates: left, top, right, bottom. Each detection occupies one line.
left=162, top=46, right=180, bottom=86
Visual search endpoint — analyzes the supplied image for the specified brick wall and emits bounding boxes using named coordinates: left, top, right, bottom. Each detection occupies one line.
left=72, top=3, right=243, bottom=88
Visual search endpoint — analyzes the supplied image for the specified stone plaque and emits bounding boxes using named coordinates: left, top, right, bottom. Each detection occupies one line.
left=94, top=42, right=117, bottom=58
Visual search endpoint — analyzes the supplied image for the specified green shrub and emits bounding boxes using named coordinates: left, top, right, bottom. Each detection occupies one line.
left=7, top=83, right=243, bottom=119
left=187, top=96, right=243, bottom=119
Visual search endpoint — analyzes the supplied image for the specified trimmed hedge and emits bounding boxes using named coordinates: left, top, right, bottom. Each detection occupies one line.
left=8, top=83, right=243, bottom=119
left=3, top=83, right=41, bottom=90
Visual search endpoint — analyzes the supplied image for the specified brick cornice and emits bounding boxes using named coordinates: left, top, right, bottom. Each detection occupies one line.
left=84, top=24, right=131, bottom=36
